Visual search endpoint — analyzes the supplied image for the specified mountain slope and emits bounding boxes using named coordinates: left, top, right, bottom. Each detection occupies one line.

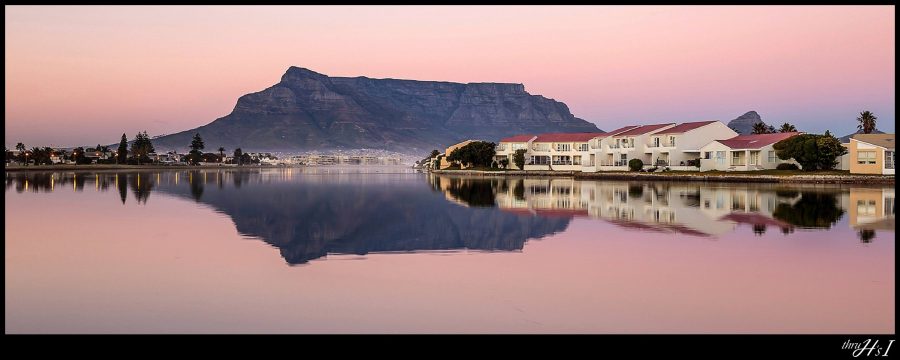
left=152, top=67, right=601, bottom=153
left=727, top=111, right=768, bottom=135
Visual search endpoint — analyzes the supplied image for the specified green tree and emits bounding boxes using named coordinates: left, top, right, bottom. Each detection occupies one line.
left=773, top=133, right=847, bottom=171
left=446, top=141, right=496, bottom=168
left=513, top=149, right=526, bottom=169
left=233, top=148, right=243, bottom=165
left=218, top=147, right=226, bottom=162
left=117, top=133, right=128, bottom=164
left=752, top=122, right=772, bottom=134
left=429, top=149, right=440, bottom=159
left=187, top=133, right=205, bottom=165
left=130, top=131, right=155, bottom=164
left=779, top=123, right=797, bottom=133
left=628, top=158, right=644, bottom=171
left=15, top=142, right=26, bottom=165
left=857, top=111, right=877, bottom=134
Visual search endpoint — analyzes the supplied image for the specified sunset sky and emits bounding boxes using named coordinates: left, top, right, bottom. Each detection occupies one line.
left=5, top=5, right=895, bottom=147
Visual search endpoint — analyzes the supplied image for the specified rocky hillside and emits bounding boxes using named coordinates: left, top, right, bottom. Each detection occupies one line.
left=727, top=111, right=769, bottom=135
left=152, top=67, right=600, bottom=154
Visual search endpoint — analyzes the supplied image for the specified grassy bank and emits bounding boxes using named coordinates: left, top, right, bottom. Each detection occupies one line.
left=430, top=169, right=894, bottom=184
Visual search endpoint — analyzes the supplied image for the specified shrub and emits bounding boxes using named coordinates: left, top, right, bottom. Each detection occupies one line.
left=776, top=163, right=799, bottom=170
left=628, top=158, right=643, bottom=171
left=513, top=149, right=526, bottom=169
left=773, top=133, right=846, bottom=170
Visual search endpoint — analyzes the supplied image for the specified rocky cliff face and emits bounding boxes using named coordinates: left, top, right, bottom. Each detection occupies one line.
left=727, top=111, right=768, bottom=135
left=152, top=66, right=600, bottom=153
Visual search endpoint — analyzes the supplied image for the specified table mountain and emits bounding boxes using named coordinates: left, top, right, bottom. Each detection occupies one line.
left=151, top=66, right=600, bottom=154
left=727, top=111, right=769, bottom=135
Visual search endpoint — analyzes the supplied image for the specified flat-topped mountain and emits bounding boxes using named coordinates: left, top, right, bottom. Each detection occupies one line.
left=151, top=67, right=600, bottom=153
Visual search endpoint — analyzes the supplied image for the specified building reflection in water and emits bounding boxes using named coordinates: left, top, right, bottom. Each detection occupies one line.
left=4, top=170, right=895, bottom=262
left=430, top=174, right=893, bottom=243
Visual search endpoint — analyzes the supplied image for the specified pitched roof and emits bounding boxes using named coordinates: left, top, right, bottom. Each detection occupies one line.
left=613, top=123, right=676, bottom=137
left=499, top=134, right=536, bottom=143
left=852, top=133, right=895, bottom=149
left=716, top=132, right=801, bottom=149
left=603, top=125, right=642, bottom=136
left=533, top=132, right=607, bottom=142
left=653, top=121, right=718, bottom=135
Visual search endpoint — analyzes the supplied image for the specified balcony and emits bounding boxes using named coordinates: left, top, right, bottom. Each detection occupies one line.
left=654, top=160, right=669, bottom=166
left=552, top=160, right=573, bottom=165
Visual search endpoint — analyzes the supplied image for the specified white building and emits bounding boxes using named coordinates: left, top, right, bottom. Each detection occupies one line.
left=523, top=132, right=606, bottom=171
left=596, top=123, right=676, bottom=170
left=699, top=132, right=802, bottom=171
left=495, top=134, right=537, bottom=169
left=644, top=121, right=738, bottom=170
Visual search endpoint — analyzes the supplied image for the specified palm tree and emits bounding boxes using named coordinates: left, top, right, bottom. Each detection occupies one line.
left=751, top=122, right=771, bottom=134
left=857, top=111, right=877, bottom=134
left=15, top=142, right=26, bottom=165
left=779, top=123, right=797, bottom=133
left=218, top=147, right=226, bottom=163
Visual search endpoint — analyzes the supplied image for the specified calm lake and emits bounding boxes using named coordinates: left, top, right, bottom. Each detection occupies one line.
left=5, top=167, right=895, bottom=333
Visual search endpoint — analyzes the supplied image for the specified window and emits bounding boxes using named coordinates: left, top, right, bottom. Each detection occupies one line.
left=885, top=197, right=895, bottom=216
left=629, top=138, right=635, bottom=148
left=577, top=143, right=589, bottom=151
left=704, top=152, right=712, bottom=159
left=858, top=151, right=876, bottom=164
left=716, top=151, right=725, bottom=165
left=732, top=152, right=744, bottom=165
left=886, top=151, right=894, bottom=169
left=768, top=151, right=776, bottom=163
left=573, top=155, right=582, bottom=165
left=511, top=143, right=526, bottom=150
left=749, top=151, right=759, bottom=165
left=857, top=200, right=877, bottom=216
left=530, top=156, right=549, bottom=165
left=556, top=143, right=571, bottom=152
left=668, top=136, right=675, bottom=147
left=653, top=137, right=659, bottom=147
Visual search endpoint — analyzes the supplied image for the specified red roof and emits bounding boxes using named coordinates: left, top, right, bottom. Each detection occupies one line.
left=716, top=132, right=801, bottom=149
left=499, top=134, right=536, bottom=143
left=719, top=212, right=794, bottom=229
left=603, top=125, right=642, bottom=136
left=653, top=121, right=718, bottom=135
left=613, top=123, right=676, bottom=137
left=533, top=132, right=607, bottom=142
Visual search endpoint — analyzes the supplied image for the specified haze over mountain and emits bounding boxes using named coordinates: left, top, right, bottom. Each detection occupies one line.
left=151, top=67, right=600, bottom=154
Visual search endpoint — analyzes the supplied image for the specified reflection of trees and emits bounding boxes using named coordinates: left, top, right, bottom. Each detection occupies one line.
left=444, top=178, right=496, bottom=207
left=628, top=185, right=643, bottom=199
left=512, top=179, right=525, bottom=201
left=117, top=174, right=127, bottom=204
left=858, top=229, right=876, bottom=243
left=189, top=171, right=204, bottom=201
left=752, top=224, right=767, bottom=235
left=129, top=173, right=155, bottom=204
left=772, top=192, right=845, bottom=228
left=775, top=189, right=800, bottom=199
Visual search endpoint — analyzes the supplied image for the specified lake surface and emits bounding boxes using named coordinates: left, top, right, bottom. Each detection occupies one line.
left=5, top=167, right=894, bottom=333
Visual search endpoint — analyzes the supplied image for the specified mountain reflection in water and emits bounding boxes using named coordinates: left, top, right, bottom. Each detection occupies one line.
left=5, top=169, right=895, bottom=265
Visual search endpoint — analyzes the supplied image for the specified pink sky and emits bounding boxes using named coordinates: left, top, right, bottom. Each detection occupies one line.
left=5, top=6, right=895, bottom=147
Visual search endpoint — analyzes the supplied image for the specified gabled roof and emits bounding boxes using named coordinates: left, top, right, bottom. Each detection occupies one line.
left=653, top=121, right=719, bottom=135
left=603, top=125, right=642, bottom=137
left=613, top=123, right=676, bottom=137
left=533, top=132, right=607, bottom=142
left=852, top=134, right=895, bottom=149
left=716, top=132, right=801, bottom=150
left=499, top=134, right=536, bottom=143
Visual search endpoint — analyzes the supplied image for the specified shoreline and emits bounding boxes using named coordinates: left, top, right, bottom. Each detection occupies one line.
left=3, top=164, right=407, bottom=172
left=429, top=169, right=895, bottom=184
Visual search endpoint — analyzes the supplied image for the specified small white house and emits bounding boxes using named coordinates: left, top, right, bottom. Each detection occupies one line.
left=523, top=132, right=606, bottom=171
left=644, top=121, right=738, bottom=170
left=699, top=132, right=802, bottom=171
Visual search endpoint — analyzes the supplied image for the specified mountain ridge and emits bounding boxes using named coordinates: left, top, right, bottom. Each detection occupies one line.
left=151, top=67, right=601, bottom=154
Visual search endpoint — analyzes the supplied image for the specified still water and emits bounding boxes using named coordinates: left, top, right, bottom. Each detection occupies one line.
left=5, top=167, right=895, bottom=333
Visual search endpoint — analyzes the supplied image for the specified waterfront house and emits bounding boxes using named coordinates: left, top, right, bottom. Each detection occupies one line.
left=523, top=132, right=606, bottom=171
left=848, top=134, right=895, bottom=175
left=495, top=134, right=536, bottom=169
left=699, top=132, right=801, bottom=171
left=848, top=187, right=895, bottom=231
left=439, top=140, right=477, bottom=169
left=644, top=121, right=738, bottom=170
left=598, top=123, right=676, bottom=170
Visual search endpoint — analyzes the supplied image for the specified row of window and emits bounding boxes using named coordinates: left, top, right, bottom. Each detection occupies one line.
left=857, top=150, right=894, bottom=169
